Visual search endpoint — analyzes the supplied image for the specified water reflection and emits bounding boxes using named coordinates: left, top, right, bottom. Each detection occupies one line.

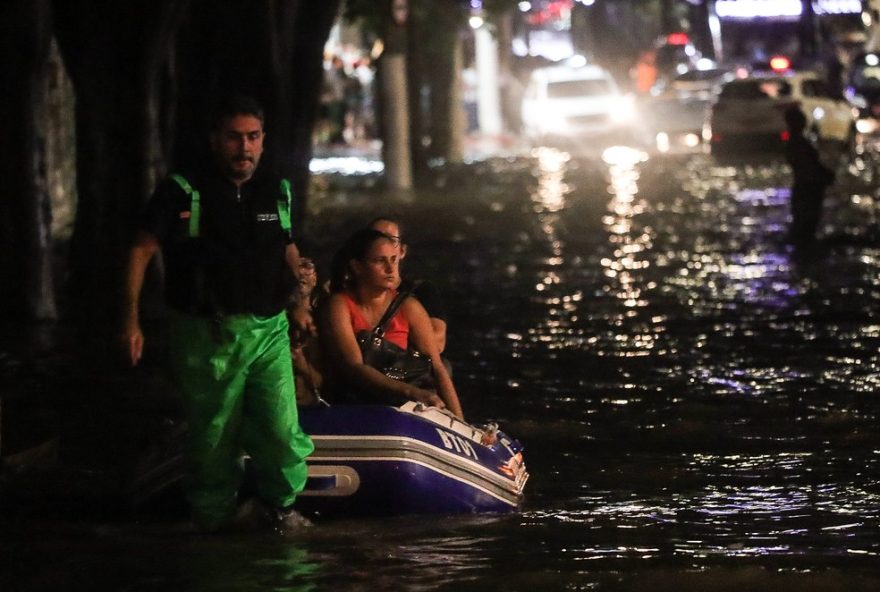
left=10, top=143, right=880, bottom=589
left=525, top=147, right=587, bottom=354
left=599, top=146, right=657, bottom=357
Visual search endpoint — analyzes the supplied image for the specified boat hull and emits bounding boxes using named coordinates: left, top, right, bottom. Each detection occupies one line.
left=132, top=403, right=528, bottom=518
left=298, top=403, right=528, bottom=517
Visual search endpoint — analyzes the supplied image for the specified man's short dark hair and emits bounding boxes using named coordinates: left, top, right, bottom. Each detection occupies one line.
left=211, top=95, right=265, bottom=131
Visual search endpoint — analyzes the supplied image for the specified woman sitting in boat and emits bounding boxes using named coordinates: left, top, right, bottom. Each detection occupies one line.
left=320, top=228, right=464, bottom=419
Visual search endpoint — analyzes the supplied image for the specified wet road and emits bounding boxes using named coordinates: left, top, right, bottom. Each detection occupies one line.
left=5, top=139, right=880, bottom=590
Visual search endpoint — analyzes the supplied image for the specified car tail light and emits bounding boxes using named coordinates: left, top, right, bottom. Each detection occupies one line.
left=666, top=32, right=689, bottom=45
left=769, top=55, right=791, bottom=72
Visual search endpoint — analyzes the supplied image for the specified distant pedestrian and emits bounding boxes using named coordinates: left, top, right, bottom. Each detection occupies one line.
left=632, top=50, right=658, bottom=94
left=784, top=107, right=835, bottom=246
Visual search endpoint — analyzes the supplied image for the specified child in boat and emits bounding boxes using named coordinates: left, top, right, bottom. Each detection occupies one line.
left=319, top=228, right=464, bottom=419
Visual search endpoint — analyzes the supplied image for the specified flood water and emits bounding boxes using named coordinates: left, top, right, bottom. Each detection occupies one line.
left=4, top=141, right=880, bottom=590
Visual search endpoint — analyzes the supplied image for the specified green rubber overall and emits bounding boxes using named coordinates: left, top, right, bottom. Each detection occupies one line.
left=168, top=310, right=314, bottom=529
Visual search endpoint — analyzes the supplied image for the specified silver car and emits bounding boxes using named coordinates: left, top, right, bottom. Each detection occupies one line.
left=707, top=71, right=857, bottom=155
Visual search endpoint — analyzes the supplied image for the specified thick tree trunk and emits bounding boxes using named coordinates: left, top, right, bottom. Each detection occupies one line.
left=0, top=0, right=56, bottom=321
left=53, top=1, right=189, bottom=344
left=380, top=54, right=413, bottom=190
left=407, top=3, right=429, bottom=181
left=380, top=9, right=413, bottom=190
left=420, top=0, right=463, bottom=164
left=286, top=0, right=343, bottom=237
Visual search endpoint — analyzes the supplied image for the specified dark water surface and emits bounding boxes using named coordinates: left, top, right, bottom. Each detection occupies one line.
left=4, top=144, right=880, bottom=590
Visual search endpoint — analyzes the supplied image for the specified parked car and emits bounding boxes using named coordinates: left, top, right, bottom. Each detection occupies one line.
left=521, top=63, right=634, bottom=144
left=642, top=96, right=711, bottom=154
left=846, top=51, right=880, bottom=133
left=652, top=67, right=737, bottom=100
left=654, top=32, right=702, bottom=81
left=707, top=70, right=858, bottom=155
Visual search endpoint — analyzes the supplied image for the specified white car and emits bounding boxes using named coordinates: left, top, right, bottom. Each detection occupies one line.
left=521, top=64, right=634, bottom=143
left=707, top=71, right=858, bottom=155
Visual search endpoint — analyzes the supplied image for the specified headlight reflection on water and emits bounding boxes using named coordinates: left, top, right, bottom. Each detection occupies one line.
left=599, top=146, right=659, bottom=357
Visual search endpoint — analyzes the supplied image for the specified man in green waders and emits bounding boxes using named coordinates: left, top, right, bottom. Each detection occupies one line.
left=123, top=96, right=314, bottom=533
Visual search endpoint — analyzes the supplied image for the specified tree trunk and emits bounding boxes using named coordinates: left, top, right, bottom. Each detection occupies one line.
left=406, top=0, right=427, bottom=180
left=286, top=0, right=342, bottom=238
left=422, top=0, right=464, bottom=164
left=0, top=0, right=56, bottom=321
left=53, top=0, right=190, bottom=344
left=380, top=5, right=413, bottom=190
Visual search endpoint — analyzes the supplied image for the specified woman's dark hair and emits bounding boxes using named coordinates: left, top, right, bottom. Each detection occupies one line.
left=367, top=215, right=405, bottom=239
left=329, top=228, right=394, bottom=292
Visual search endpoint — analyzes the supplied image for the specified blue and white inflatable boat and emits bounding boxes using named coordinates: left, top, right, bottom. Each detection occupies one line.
left=297, top=402, right=528, bottom=516
left=133, top=402, right=528, bottom=518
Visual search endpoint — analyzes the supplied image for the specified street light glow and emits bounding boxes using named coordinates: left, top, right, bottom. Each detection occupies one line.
left=715, top=0, right=861, bottom=18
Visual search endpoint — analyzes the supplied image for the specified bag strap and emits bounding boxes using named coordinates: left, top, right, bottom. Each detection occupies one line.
left=371, top=280, right=421, bottom=338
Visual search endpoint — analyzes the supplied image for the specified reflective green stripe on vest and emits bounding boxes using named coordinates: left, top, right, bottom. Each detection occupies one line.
left=278, top=179, right=292, bottom=233
left=170, top=174, right=201, bottom=238
left=168, top=175, right=293, bottom=238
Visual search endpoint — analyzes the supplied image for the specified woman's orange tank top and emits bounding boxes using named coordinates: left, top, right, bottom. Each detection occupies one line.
left=342, top=292, right=409, bottom=350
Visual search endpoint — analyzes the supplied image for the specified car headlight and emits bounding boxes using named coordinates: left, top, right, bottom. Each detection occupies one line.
left=610, top=96, right=634, bottom=124
left=540, top=110, right=568, bottom=132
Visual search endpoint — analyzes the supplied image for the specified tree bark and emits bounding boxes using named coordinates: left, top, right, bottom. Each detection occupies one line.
left=53, top=0, right=190, bottom=343
left=0, top=0, right=56, bottom=320
left=380, top=2, right=413, bottom=190
left=286, top=0, right=343, bottom=237
left=420, top=0, right=464, bottom=164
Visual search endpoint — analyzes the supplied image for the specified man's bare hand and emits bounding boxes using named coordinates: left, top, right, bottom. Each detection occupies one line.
left=291, top=304, right=316, bottom=337
left=123, top=323, right=145, bottom=367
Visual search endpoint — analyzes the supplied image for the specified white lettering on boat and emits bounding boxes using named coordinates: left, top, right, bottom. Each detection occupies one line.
left=435, top=429, right=477, bottom=459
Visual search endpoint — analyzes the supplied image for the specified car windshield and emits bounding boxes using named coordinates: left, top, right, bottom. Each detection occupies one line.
left=720, top=79, right=791, bottom=100
left=547, top=78, right=612, bottom=99
left=675, top=69, right=726, bottom=83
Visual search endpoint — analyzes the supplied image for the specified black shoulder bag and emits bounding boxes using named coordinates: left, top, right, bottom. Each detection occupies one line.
left=356, top=286, right=436, bottom=390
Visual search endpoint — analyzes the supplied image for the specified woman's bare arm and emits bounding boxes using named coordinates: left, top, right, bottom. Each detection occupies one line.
left=321, top=294, right=444, bottom=408
left=404, top=298, right=464, bottom=419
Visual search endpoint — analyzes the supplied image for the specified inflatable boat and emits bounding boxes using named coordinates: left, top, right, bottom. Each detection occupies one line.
left=297, top=402, right=528, bottom=516
left=133, top=402, right=528, bottom=518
